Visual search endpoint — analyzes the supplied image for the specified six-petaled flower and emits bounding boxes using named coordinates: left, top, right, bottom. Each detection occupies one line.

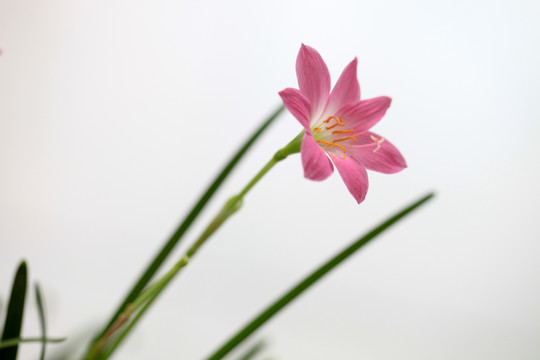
left=279, top=44, right=407, bottom=203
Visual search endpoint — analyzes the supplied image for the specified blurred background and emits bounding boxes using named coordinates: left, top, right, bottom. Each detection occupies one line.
left=1, top=0, right=539, bottom=359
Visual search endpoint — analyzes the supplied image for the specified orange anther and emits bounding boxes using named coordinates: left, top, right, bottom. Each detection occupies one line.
left=323, top=116, right=340, bottom=123
left=332, top=129, right=353, bottom=134
left=324, top=116, right=345, bottom=130
left=333, top=136, right=357, bottom=143
left=313, top=127, right=322, bottom=133
left=316, top=140, right=347, bottom=153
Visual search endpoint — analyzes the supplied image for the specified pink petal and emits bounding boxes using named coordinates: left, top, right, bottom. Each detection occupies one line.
left=296, top=44, right=331, bottom=120
left=324, top=58, right=360, bottom=116
left=301, top=134, right=334, bottom=181
left=331, top=155, right=369, bottom=204
left=279, top=87, right=312, bottom=131
left=338, top=96, right=392, bottom=133
left=350, top=132, right=407, bottom=174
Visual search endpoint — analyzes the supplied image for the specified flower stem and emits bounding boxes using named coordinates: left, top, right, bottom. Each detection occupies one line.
left=98, top=257, right=191, bottom=359
left=88, top=131, right=304, bottom=360
left=87, top=105, right=285, bottom=353
left=187, top=130, right=303, bottom=258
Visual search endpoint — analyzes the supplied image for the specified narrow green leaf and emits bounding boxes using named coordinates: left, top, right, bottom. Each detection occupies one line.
left=35, top=284, right=47, bottom=360
left=0, top=337, right=66, bottom=350
left=0, top=261, right=28, bottom=360
left=90, top=105, right=285, bottom=348
left=205, top=192, right=435, bottom=360
left=48, top=330, right=91, bottom=360
left=98, top=284, right=163, bottom=359
left=236, top=339, right=266, bottom=360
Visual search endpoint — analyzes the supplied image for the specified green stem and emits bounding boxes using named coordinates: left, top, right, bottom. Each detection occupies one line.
left=185, top=157, right=274, bottom=258
left=87, top=105, right=285, bottom=353
left=85, top=257, right=191, bottom=360
left=99, top=258, right=189, bottom=359
left=131, top=256, right=190, bottom=311
left=88, top=131, right=304, bottom=360
left=186, top=130, right=303, bottom=258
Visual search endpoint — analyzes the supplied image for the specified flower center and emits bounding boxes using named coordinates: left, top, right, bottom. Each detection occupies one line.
left=313, top=116, right=357, bottom=155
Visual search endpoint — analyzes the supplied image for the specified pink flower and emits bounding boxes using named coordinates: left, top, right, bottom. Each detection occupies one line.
left=279, top=44, right=407, bottom=203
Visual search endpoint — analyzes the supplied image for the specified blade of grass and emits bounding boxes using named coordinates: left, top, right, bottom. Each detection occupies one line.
left=90, top=105, right=285, bottom=347
left=35, top=284, right=47, bottom=360
left=97, top=283, right=162, bottom=359
left=205, top=192, right=435, bottom=360
left=236, top=339, right=266, bottom=360
left=0, top=337, right=66, bottom=350
left=0, top=261, right=28, bottom=360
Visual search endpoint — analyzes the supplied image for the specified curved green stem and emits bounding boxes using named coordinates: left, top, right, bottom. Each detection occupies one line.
left=99, top=257, right=190, bottom=359
left=88, top=131, right=304, bottom=359
left=186, top=130, right=303, bottom=258
left=87, top=105, right=285, bottom=353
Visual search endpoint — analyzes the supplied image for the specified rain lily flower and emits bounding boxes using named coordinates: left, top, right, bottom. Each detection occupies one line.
left=279, top=44, right=407, bottom=203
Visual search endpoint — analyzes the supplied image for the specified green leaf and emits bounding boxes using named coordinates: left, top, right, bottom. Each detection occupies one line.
left=0, top=337, right=66, bottom=350
left=35, top=284, right=47, bottom=360
left=89, top=105, right=285, bottom=349
left=205, top=192, right=435, bottom=360
left=0, top=261, right=28, bottom=360
left=236, top=339, right=266, bottom=360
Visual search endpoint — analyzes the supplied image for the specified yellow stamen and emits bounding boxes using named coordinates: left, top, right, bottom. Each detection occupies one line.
left=326, top=123, right=344, bottom=130
left=324, top=116, right=345, bottom=130
left=333, top=136, right=357, bottom=143
left=317, top=140, right=346, bottom=153
left=323, top=116, right=340, bottom=123
left=332, top=129, right=353, bottom=134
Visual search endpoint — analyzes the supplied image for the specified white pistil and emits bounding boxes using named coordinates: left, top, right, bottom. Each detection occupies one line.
left=370, top=135, right=385, bottom=153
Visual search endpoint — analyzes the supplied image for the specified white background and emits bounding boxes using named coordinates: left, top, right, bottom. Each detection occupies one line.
left=1, top=0, right=539, bottom=359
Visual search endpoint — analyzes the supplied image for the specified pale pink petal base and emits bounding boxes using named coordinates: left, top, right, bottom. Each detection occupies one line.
left=350, top=132, right=407, bottom=174
left=331, top=155, right=369, bottom=203
left=301, top=135, right=334, bottom=181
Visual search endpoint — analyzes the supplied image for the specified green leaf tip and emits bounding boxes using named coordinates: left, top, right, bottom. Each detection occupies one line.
left=35, top=283, right=47, bottom=360
left=236, top=339, right=267, bottom=360
left=0, top=261, right=29, bottom=360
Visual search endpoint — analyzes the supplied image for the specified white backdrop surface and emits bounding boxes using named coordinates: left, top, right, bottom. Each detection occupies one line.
left=1, top=0, right=540, bottom=359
